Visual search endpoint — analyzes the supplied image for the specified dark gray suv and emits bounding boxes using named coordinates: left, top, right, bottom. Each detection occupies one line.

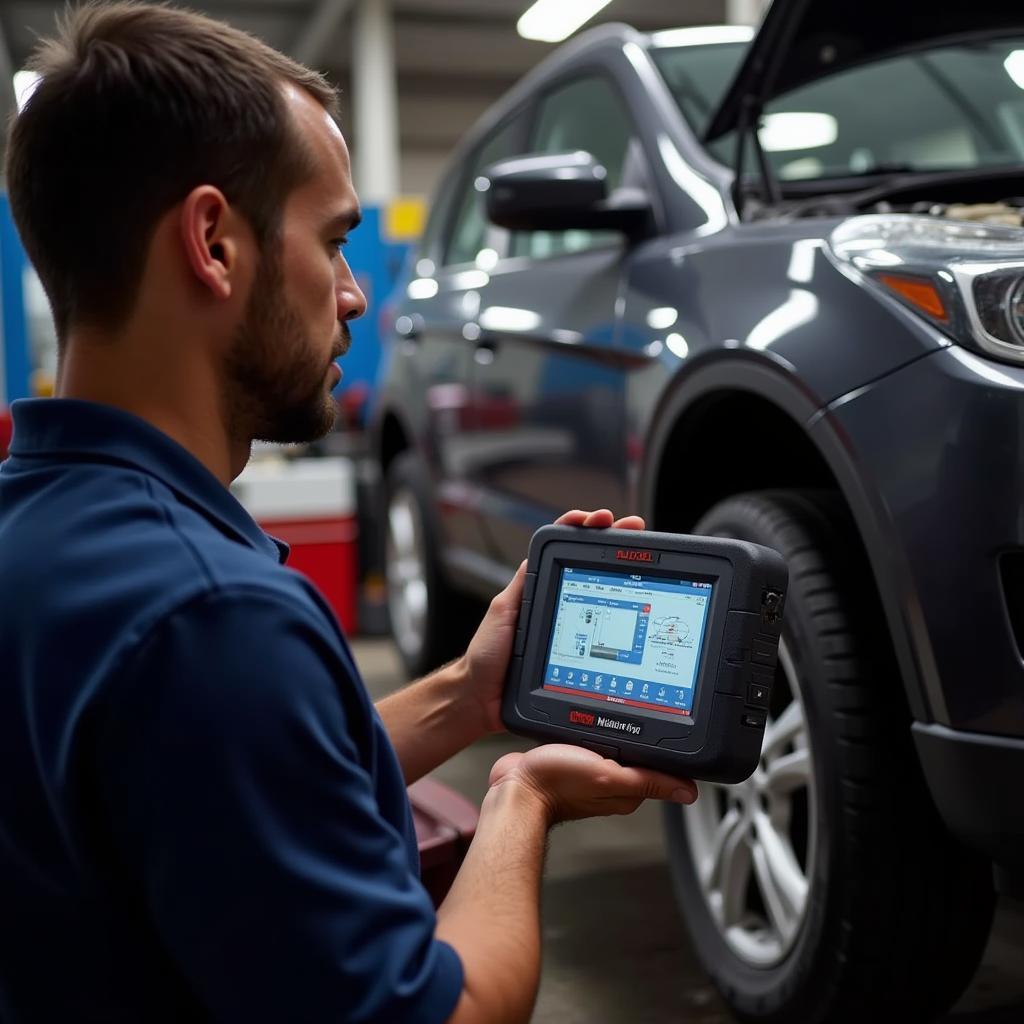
left=372, top=2, right=1024, bottom=1019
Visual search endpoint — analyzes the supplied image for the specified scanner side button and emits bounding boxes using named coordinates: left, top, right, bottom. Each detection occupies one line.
left=513, top=600, right=531, bottom=655
left=747, top=682, right=769, bottom=707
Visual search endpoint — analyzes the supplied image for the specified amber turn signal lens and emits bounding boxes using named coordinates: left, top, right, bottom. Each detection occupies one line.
left=877, top=273, right=948, bottom=321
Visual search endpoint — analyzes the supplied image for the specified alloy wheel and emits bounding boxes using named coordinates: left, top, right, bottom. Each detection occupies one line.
left=385, top=487, right=429, bottom=661
left=682, top=640, right=818, bottom=967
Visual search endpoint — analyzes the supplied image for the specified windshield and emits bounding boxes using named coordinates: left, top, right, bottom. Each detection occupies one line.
left=653, top=37, right=1024, bottom=181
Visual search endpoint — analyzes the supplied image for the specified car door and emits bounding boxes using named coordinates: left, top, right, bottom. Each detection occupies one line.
left=464, top=74, right=644, bottom=565
left=399, top=112, right=530, bottom=563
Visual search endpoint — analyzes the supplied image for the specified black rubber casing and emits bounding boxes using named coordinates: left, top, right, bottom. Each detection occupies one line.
left=501, top=526, right=789, bottom=783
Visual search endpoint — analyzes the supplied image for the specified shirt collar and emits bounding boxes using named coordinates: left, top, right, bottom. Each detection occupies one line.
left=8, top=398, right=289, bottom=564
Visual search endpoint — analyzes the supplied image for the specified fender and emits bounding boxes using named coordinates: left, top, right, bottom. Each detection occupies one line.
left=640, top=351, right=935, bottom=724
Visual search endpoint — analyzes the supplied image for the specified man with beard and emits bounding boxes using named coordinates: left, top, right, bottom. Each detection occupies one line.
left=0, top=4, right=697, bottom=1023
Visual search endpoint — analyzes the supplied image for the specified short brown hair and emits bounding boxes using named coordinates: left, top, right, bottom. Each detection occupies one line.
left=5, top=1, right=338, bottom=342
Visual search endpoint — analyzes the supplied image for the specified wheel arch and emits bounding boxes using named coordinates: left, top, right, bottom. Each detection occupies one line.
left=641, top=356, right=930, bottom=723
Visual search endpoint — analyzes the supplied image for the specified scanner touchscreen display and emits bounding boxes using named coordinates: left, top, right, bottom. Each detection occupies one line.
left=541, top=566, right=713, bottom=717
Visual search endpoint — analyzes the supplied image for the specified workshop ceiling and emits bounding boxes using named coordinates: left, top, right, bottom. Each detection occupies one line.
left=1, top=0, right=734, bottom=193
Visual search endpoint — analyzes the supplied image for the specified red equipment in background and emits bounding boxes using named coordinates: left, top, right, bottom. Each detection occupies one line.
left=0, top=408, right=12, bottom=460
left=232, top=456, right=359, bottom=634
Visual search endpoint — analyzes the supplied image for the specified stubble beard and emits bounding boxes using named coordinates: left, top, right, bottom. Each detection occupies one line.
left=223, top=243, right=343, bottom=446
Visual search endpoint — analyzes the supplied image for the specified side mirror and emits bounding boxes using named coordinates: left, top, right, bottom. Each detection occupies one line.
left=482, top=150, right=652, bottom=239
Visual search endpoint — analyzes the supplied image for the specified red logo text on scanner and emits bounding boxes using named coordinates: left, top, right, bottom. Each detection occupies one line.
left=569, top=710, right=596, bottom=726
left=616, top=549, right=653, bottom=562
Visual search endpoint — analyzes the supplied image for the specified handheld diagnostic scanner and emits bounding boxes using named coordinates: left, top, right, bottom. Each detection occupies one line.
left=501, top=526, right=788, bottom=783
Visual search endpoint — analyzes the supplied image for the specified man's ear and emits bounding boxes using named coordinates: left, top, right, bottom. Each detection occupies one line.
left=180, top=186, right=249, bottom=301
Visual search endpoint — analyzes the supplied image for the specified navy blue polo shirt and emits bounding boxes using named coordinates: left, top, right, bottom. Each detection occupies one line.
left=0, top=398, right=463, bottom=1023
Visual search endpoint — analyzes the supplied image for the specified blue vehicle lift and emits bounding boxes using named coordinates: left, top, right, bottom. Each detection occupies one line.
left=0, top=195, right=416, bottom=416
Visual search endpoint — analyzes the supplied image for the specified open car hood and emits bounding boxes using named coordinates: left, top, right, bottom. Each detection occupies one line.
left=704, top=0, right=1024, bottom=141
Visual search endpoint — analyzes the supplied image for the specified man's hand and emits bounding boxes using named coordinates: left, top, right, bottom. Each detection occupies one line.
left=377, top=509, right=645, bottom=784
left=462, top=508, right=645, bottom=735
left=439, top=743, right=697, bottom=1024
left=487, top=744, right=698, bottom=826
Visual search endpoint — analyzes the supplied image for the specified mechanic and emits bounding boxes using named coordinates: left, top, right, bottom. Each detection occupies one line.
left=0, top=4, right=697, bottom=1023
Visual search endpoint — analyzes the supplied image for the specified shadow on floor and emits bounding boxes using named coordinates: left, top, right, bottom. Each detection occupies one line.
left=353, top=637, right=1024, bottom=1024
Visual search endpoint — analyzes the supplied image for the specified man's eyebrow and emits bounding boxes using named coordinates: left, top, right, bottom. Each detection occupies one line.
left=326, top=208, right=362, bottom=234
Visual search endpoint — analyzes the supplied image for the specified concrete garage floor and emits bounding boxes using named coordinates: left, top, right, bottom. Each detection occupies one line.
left=353, top=637, right=1024, bottom=1024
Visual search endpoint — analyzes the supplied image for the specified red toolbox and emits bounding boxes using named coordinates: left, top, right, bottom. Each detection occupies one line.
left=0, top=407, right=12, bottom=461
left=232, top=456, right=359, bottom=633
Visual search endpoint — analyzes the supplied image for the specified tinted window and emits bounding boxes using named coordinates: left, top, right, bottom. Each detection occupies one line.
left=511, top=76, right=634, bottom=260
left=445, top=115, right=527, bottom=267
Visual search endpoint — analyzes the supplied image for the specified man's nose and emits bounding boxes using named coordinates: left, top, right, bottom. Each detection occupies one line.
left=337, top=262, right=367, bottom=322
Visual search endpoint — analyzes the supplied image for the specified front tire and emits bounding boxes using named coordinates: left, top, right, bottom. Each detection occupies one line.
left=663, top=490, right=994, bottom=1023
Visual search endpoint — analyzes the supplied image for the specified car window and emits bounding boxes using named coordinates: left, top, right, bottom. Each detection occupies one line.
left=654, top=37, right=1024, bottom=181
left=511, top=75, right=634, bottom=261
left=651, top=42, right=747, bottom=140
left=444, top=115, right=527, bottom=268
left=416, top=175, right=456, bottom=271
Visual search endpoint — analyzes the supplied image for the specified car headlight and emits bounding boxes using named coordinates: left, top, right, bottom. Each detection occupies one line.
left=1011, top=279, right=1024, bottom=344
left=828, top=214, right=1024, bottom=366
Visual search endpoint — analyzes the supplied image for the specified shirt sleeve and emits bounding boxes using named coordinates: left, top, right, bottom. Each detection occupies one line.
left=99, top=587, right=464, bottom=1024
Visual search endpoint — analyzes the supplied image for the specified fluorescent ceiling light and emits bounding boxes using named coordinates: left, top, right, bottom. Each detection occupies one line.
left=1005, top=50, right=1024, bottom=90
left=758, top=112, right=838, bottom=152
left=407, top=277, right=439, bottom=300
left=650, top=25, right=754, bottom=48
left=517, top=0, right=613, bottom=43
left=479, top=305, right=541, bottom=332
left=646, top=307, right=678, bottom=330
left=13, top=70, right=41, bottom=112
left=665, top=333, right=689, bottom=359
left=475, top=248, right=500, bottom=271
left=450, top=269, right=489, bottom=291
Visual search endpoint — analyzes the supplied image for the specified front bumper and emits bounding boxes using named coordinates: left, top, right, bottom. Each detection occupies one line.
left=827, top=345, right=1024, bottom=864
left=828, top=344, right=1024, bottom=737
left=913, top=723, right=1024, bottom=866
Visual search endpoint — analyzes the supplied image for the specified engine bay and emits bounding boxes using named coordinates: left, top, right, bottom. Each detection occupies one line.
left=748, top=168, right=1024, bottom=226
